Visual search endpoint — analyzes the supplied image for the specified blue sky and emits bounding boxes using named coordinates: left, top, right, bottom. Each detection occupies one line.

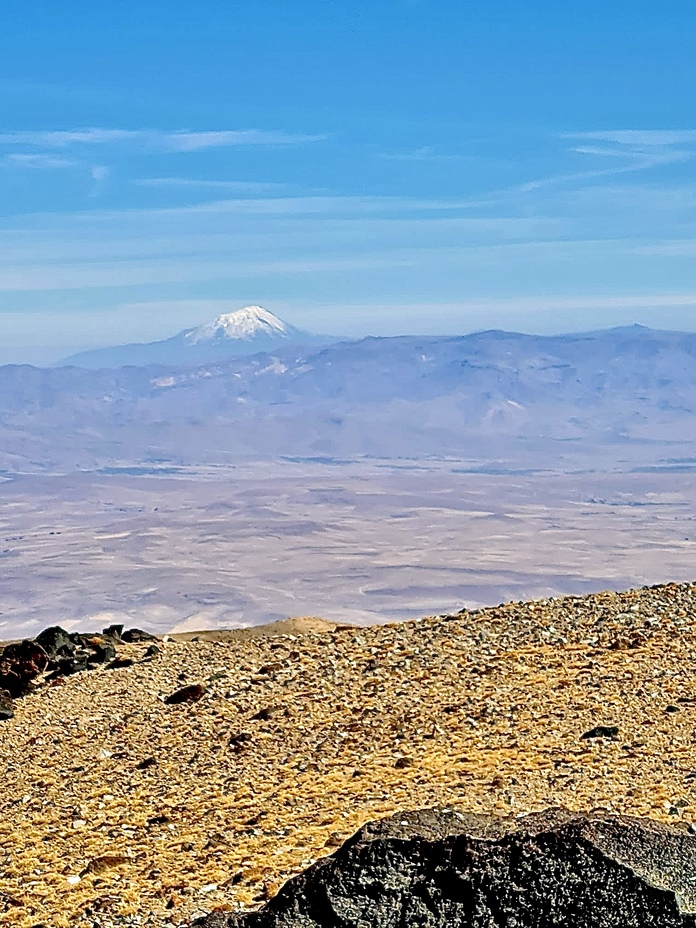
left=2, top=1, right=696, bottom=362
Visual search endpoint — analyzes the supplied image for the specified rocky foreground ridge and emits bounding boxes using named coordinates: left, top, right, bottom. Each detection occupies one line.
left=0, top=624, right=159, bottom=718
left=4, top=583, right=696, bottom=926
left=199, top=807, right=696, bottom=928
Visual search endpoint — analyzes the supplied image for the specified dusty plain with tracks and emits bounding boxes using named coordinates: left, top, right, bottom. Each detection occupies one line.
left=2, top=460, right=696, bottom=640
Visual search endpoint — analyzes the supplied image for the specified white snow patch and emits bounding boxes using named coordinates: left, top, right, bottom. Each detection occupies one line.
left=184, top=306, right=293, bottom=344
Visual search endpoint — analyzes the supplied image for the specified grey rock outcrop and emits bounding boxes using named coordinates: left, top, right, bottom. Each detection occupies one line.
left=197, top=808, right=696, bottom=927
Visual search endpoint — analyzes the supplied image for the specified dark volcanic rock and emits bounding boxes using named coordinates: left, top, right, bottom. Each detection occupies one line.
left=581, top=725, right=620, bottom=740
left=35, top=626, right=76, bottom=660
left=75, top=634, right=117, bottom=664
left=47, top=654, right=90, bottom=678
left=0, top=689, right=13, bottom=720
left=165, top=683, right=206, bottom=705
left=121, top=628, right=158, bottom=643
left=107, top=657, right=134, bottom=670
left=197, top=808, right=696, bottom=928
left=0, top=639, right=48, bottom=697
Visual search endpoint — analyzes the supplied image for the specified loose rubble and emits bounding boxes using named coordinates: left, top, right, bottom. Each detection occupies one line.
left=2, top=583, right=696, bottom=927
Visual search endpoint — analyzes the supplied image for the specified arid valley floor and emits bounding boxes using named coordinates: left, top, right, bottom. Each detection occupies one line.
left=1, top=460, right=696, bottom=640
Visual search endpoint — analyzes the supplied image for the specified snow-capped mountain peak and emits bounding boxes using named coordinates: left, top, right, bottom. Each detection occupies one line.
left=184, top=306, right=296, bottom=345
left=57, top=305, right=329, bottom=368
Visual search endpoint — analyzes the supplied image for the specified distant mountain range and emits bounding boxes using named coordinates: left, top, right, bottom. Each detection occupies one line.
left=2, top=322, right=696, bottom=473
left=59, top=306, right=331, bottom=368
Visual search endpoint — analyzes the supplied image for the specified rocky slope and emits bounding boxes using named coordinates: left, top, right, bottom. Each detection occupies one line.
left=198, top=808, right=696, bottom=928
left=3, top=583, right=696, bottom=926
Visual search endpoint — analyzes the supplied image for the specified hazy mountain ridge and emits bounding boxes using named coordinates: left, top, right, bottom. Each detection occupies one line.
left=2, top=325, right=696, bottom=472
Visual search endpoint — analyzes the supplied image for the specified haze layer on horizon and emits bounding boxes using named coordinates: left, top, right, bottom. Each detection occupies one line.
left=2, top=2, right=696, bottom=364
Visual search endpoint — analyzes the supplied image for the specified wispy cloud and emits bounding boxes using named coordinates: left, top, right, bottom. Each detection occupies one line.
left=562, top=129, right=696, bottom=171
left=0, top=129, right=139, bottom=147
left=565, top=130, right=696, bottom=147
left=450, top=129, right=696, bottom=214
left=0, top=127, right=327, bottom=151
left=635, top=240, right=696, bottom=256
left=158, top=130, right=326, bottom=151
left=0, top=254, right=415, bottom=292
left=379, top=145, right=469, bottom=162
left=135, top=177, right=291, bottom=194
left=2, top=153, right=79, bottom=169
left=2, top=151, right=112, bottom=198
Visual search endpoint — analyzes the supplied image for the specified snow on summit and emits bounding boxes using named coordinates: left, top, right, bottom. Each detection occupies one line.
left=184, top=306, right=297, bottom=344
left=57, top=306, right=328, bottom=369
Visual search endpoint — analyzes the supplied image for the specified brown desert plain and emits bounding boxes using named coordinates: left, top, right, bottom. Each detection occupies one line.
left=1, top=460, right=696, bottom=640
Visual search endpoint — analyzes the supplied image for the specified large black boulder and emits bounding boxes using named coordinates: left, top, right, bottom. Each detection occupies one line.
left=197, top=808, right=696, bottom=928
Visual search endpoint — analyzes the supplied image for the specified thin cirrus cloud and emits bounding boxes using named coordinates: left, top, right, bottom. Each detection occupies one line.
left=378, top=146, right=470, bottom=162
left=0, top=254, right=416, bottom=292
left=469, top=129, right=696, bottom=209
left=2, top=153, right=79, bottom=169
left=564, top=130, right=696, bottom=147
left=0, top=127, right=327, bottom=152
left=562, top=129, right=696, bottom=169
left=0, top=128, right=139, bottom=146
left=135, top=177, right=292, bottom=194
left=160, top=130, right=327, bottom=151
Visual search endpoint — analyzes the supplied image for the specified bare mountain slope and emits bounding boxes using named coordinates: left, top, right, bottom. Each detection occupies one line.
left=3, top=324, right=696, bottom=472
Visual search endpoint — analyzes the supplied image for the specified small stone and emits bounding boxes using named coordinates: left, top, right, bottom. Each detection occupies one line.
left=580, top=725, right=619, bottom=740
left=666, top=704, right=680, bottom=713
left=229, top=732, right=252, bottom=752
left=82, top=854, right=130, bottom=875
left=165, top=683, right=207, bottom=705
left=148, top=813, right=170, bottom=826
left=136, top=756, right=158, bottom=770
left=0, top=689, right=14, bottom=721
left=107, top=657, right=135, bottom=670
